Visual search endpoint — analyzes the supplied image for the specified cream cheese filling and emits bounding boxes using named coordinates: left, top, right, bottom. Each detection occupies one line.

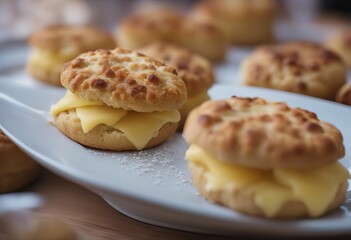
left=51, top=91, right=180, bottom=150
left=186, top=144, right=350, bottom=217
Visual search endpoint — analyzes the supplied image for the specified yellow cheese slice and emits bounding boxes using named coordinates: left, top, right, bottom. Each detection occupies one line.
left=186, top=144, right=350, bottom=217
left=51, top=91, right=180, bottom=150
left=29, top=49, right=79, bottom=71
left=186, top=144, right=270, bottom=188
left=76, top=106, right=127, bottom=133
left=273, top=164, right=349, bottom=217
left=113, top=110, right=180, bottom=150
left=51, top=91, right=103, bottom=116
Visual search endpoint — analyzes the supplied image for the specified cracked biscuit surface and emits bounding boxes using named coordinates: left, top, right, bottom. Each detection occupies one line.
left=184, top=96, right=344, bottom=170
left=61, top=48, right=187, bottom=112
left=241, top=42, right=347, bottom=100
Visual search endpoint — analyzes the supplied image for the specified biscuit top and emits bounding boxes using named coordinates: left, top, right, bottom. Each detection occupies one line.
left=29, top=25, right=116, bottom=51
left=61, top=48, right=187, bottom=112
left=118, top=9, right=182, bottom=34
left=242, top=41, right=346, bottom=99
left=195, top=0, right=276, bottom=16
left=138, top=42, right=214, bottom=96
left=336, top=83, right=351, bottom=106
left=247, top=42, right=342, bottom=72
left=184, top=97, right=344, bottom=170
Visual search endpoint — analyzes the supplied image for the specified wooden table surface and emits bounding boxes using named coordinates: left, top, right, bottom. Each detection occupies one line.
left=3, top=170, right=344, bottom=240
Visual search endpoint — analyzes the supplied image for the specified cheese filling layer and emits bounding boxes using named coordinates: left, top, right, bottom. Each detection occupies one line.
left=186, top=144, right=350, bottom=217
left=29, top=48, right=80, bottom=72
left=51, top=91, right=180, bottom=150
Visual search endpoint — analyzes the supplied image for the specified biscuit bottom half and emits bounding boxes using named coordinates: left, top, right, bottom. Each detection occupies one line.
left=51, top=91, right=180, bottom=150
left=27, top=48, right=79, bottom=85
left=186, top=144, right=350, bottom=218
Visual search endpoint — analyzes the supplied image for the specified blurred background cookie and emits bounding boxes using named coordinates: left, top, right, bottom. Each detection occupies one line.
left=192, top=0, right=276, bottom=45
left=116, top=8, right=227, bottom=62
left=0, top=130, right=41, bottom=193
left=336, top=83, right=351, bottom=105
left=139, top=42, right=214, bottom=130
left=241, top=41, right=347, bottom=100
left=51, top=48, right=187, bottom=151
left=325, top=31, right=351, bottom=68
left=183, top=96, right=349, bottom=218
left=27, top=25, right=116, bottom=86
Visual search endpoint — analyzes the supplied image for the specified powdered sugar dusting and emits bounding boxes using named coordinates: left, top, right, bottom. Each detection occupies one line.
left=87, top=134, right=193, bottom=191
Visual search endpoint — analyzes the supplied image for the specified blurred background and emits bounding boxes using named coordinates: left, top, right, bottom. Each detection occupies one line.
left=0, top=0, right=351, bottom=43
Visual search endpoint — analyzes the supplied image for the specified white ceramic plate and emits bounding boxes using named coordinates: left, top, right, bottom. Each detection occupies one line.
left=1, top=77, right=351, bottom=237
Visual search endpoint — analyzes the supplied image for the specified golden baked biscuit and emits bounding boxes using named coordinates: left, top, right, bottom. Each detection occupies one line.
left=27, top=25, right=116, bottom=86
left=116, top=9, right=227, bottom=62
left=138, top=42, right=214, bottom=130
left=0, top=130, right=41, bottom=193
left=325, top=31, right=351, bottom=68
left=241, top=42, right=347, bottom=100
left=192, top=0, right=276, bottom=45
left=51, top=48, right=187, bottom=151
left=336, top=83, right=351, bottom=105
left=184, top=97, right=349, bottom=218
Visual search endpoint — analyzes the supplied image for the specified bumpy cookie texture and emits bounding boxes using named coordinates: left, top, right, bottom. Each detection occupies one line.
left=116, top=9, right=227, bottom=61
left=184, top=97, right=345, bottom=170
left=29, top=25, right=116, bottom=51
left=189, top=161, right=348, bottom=218
left=241, top=42, right=347, bottom=100
left=325, top=31, right=351, bottom=68
left=0, top=130, right=41, bottom=193
left=138, top=42, right=214, bottom=97
left=54, top=110, right=178, bottom=151
left=61, top=48, right=187, bottom=112
left=192, top=0, right=276, bottom=45
left=336, top=83, right=351, bottom=106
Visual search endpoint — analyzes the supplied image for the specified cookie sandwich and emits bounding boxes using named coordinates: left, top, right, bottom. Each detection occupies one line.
left=241, top=42, right=346, bottom=100
left=139, top=42, right=214, bottom=130
left=184, top=97, right=350, bottom=218
left=51, top=48, right=187, bottom=151
left=27, top=26, right=116, bottom=86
